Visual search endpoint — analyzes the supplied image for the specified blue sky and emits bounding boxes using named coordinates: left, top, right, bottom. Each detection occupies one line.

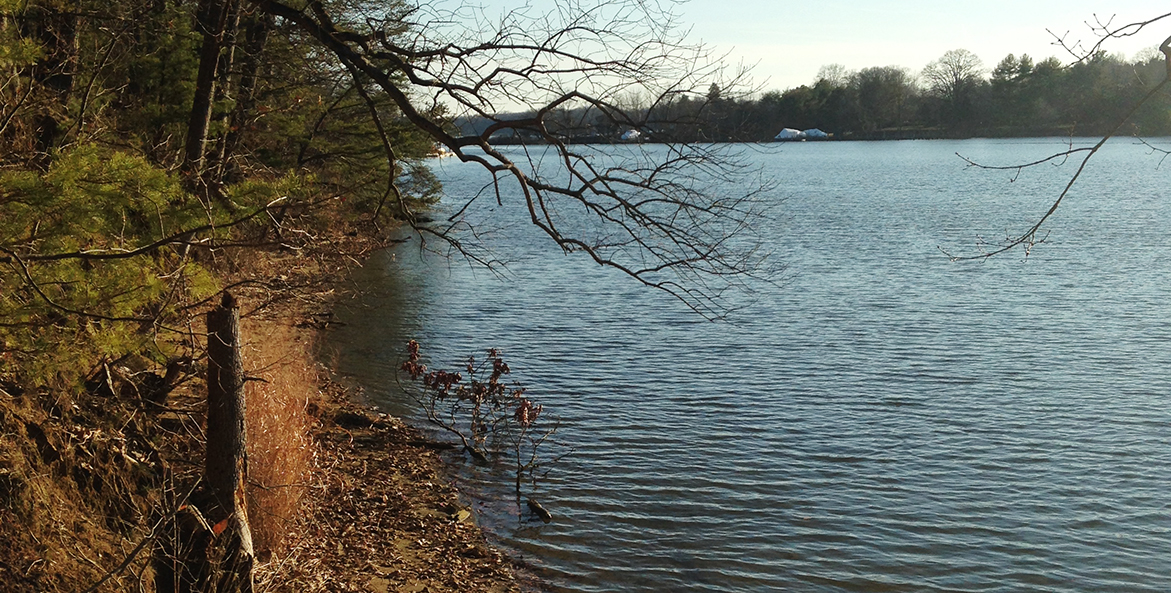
left=675, top=1, right=1170, bottom=91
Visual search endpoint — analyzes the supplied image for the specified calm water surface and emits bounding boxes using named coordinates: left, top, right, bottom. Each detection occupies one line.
left=327, top=139, right=1171, bottom=592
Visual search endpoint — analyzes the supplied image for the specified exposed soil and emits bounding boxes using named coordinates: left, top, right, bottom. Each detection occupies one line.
left=0, top=216, right=529, bottom=591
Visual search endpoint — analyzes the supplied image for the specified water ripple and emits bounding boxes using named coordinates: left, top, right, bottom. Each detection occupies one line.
left=331, top=139, right=1171, bottom=592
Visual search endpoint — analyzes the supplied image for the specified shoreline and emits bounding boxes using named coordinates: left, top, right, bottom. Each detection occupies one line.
left=482, top=131, right=1129, bottom=146
left=0, top=223, right=532, bottom=591
left=257, top=368, right=522, bottom=592
left=243, top=232, right=529, bottom=591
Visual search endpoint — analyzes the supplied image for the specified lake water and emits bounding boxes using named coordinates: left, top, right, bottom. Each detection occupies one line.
left=327, top=139, right=1171, bottom=592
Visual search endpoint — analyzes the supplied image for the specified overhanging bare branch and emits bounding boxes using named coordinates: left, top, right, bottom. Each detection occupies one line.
left=942, top=33, right=1171, bottom=261
left=253, top=0, right=774, bottom=317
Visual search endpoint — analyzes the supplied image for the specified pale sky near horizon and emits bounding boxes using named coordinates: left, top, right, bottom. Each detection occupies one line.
left=675, top=1, right=1170, bottom=92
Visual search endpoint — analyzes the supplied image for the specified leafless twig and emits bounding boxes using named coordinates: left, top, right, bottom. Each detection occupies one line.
left=942, top=32, right=1171, bottom=261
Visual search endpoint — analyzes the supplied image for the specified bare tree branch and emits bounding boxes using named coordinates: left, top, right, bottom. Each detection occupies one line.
left=942, top=33, right=1171, bottom=261
left=0, top=197, right=288, bottom=263
left=79, top=479, right=203, bottom=593
left=1049, top=11, right=1171, bottom=63
left=252, top=0, right=773, bottom=318
left=338, top=62, right=405, bottom=224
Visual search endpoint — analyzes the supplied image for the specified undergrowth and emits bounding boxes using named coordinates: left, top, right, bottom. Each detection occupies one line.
left=0, top=151, right=372, bottom=587
left=0, top=310, right=329, bottom=591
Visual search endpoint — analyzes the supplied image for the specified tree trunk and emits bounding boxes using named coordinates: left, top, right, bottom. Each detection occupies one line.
left=183, top=0, right=230, bottom=180
left=154, top=292, right=253, bottom=593
left=204, top=291, right=254, bottom=592
left=203, top=0, right=241, bottom=183
left=217, top=8, right=272, bottom=185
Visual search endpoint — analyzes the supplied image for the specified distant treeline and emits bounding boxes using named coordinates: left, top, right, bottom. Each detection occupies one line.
left=466, top=49, right=1171, bottom=143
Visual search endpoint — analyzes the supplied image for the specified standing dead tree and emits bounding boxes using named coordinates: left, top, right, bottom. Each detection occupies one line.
left=155, top=293, right=254, bottom=593
left=203, top=292, right=254, bottom=592
left=942, top=19, right=1171, bottom=261
left=252, top=0, right=772, bottom=318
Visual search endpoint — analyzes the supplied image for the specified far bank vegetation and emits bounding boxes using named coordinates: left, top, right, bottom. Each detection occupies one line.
left=467, top=48, right=1171, bottom=143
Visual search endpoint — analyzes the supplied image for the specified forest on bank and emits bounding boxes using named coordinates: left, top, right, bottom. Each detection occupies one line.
left=0, top=0, right=446, bottom=589
left=470, top=48, right=1171, bottom=142
left=0, top=0, right=773, bottom=587
left=1, top=0, right=443, bottom=392
left=3, top=0, right=1167, bottom=387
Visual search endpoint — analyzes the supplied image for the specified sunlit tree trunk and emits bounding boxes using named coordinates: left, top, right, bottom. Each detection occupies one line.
left=202, top=0, right=241, bottom=187
left=214, top=6, right=270, bottom=185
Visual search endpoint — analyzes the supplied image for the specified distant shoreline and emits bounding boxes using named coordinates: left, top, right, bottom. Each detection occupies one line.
left=482, top=127, right=1118, bottom=145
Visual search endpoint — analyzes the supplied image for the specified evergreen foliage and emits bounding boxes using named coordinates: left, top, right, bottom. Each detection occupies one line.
left=0, top=0, right=439, bottom=390
left=0, top=147, right=218, bottom=387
